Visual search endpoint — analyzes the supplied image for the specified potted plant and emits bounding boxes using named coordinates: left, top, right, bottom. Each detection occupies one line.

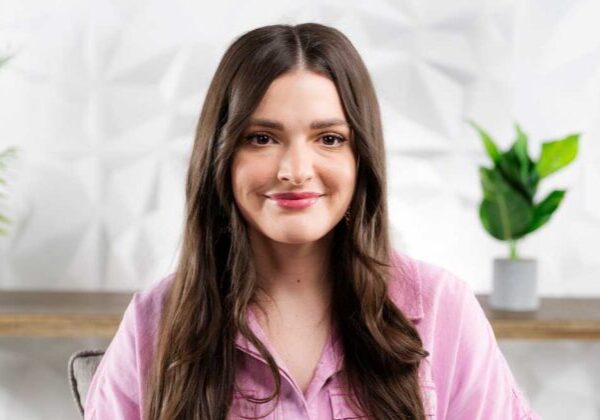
left=469, top=121, right=579, bottom=311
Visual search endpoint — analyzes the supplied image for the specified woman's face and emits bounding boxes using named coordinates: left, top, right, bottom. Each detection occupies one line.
left=231, top=69, right=357, bottom=245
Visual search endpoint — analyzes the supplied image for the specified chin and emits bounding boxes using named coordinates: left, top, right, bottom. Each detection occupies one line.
left=268, top=227, right=330, bottom=245
left=272, top=233, right=322, bottom=244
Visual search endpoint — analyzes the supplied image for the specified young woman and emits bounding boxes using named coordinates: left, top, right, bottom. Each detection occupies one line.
left=84, top=23, right=540, bottom=420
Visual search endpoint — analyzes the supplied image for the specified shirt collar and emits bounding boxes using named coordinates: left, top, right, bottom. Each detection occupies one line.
left=233, top=305, right=273, bottom=361
left=233, top=306, right=344, bottom=387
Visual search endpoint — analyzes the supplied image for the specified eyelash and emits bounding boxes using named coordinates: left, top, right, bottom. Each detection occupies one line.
left=244, top=133, right=347, bottom=147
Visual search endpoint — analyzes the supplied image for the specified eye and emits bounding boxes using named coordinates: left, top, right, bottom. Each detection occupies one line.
left=320, top=134, right=347, bottom=147
left=244, top=133, right=274, bottom=146
left=243, top=133, right=347, bottom=147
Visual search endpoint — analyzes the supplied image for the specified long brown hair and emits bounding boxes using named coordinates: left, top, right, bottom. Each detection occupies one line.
left=143, top=22, right=430, bottom=419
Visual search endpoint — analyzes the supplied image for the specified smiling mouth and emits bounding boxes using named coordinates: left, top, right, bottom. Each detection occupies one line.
left=268, top=195, right=321, bottom=210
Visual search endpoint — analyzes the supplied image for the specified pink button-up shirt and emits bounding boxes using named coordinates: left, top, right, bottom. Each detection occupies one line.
left=84, top=251, right=540, bottom=419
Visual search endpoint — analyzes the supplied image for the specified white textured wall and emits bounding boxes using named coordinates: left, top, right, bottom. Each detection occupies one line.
left=0, top=0, right=599, bottom=418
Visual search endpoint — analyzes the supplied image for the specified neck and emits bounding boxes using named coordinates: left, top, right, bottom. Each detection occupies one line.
left=248, top=228, right=334, bottom=322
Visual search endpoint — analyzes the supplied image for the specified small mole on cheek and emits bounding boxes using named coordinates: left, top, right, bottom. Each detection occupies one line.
left=296, top=279, right=300, bottom=283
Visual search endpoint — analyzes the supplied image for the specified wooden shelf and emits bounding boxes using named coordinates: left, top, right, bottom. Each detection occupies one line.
left=1, top=291, right=599, bottom=339
left=476, top=295, right=600, bottom=340
left=0, top=290, right=133, bottom=337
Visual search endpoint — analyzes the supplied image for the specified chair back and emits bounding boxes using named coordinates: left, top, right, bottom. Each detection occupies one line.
left=68, top=349, right=105, bottom=417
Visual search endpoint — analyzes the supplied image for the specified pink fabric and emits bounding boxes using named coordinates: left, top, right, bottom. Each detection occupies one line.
left=84, top=250, right=540, bottom=419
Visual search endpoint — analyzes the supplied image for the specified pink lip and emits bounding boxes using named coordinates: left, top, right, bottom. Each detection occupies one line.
left=269, top=192, right=322, bottom=200
left=267, top=192, right=323, bottom=210
left=270, top=196, right=320, bottom=209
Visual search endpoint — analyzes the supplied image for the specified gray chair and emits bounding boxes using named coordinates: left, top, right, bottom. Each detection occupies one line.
left=68, top=349, right=105, bottom=417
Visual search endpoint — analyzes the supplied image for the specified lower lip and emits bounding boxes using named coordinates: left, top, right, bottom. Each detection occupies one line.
left=270, top=196, right=320, bottom=209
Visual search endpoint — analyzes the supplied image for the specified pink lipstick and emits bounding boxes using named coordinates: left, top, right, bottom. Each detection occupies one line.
left=268, top=192, right=322, bottom=210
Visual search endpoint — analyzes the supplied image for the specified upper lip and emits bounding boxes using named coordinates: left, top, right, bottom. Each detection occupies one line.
left=268, top=192, right=323, bottom=200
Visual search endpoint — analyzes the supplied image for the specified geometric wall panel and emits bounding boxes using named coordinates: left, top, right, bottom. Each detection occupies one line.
left=1, top=0, right=599, bottom=418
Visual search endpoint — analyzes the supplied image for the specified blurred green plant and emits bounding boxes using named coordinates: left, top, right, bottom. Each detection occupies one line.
left=0, top=56, right=12, bottom=67
left=468, top=121, right=579, bottom=260
left=0, top=147, right=17, bottom=236
left=1, top=55, right=17, bottom=236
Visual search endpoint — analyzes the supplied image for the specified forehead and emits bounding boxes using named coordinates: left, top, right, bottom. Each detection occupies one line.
left=249, top=70, right=348, bottom=129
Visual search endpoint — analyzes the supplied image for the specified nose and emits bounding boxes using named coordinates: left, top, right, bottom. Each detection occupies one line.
left=277, top=141, right=314, bottom=186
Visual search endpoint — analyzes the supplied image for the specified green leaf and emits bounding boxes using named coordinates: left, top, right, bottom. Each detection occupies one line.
left=523, top=190, right=566, bottom=234
left=513, top=124, right=529, bottom=161
left=491, top=123, right=541, bottom=201
left=0, top=213, right=11, bottom=223
left=513, top=123, right=530, bottom=182
left=479, top=200, right=495, bottom=237
left=479, top=167, right=534, bottom=240
left=536, top=134, right=579, bottom=178
left=479, top=166, right=498, bottom=201
left=468, top=120, right=502, bottom=165
left=497, top=151, right=537, bottom=201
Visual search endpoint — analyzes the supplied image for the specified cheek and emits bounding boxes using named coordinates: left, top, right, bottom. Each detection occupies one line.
left=231, top=153, right=273, bottom=199
left=322, top=158, right=357, bottom=196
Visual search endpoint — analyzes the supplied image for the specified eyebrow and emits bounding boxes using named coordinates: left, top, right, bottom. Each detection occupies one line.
left=247, top=118, right=350, bottom=130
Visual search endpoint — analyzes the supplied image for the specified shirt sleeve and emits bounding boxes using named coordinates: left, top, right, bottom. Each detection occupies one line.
left=446, top=282, right=541, bottom=420
left=84, top=292, right=143, bottom=420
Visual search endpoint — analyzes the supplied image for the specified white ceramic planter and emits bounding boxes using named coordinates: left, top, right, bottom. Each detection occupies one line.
left=490, top=258, right=539, bottom=311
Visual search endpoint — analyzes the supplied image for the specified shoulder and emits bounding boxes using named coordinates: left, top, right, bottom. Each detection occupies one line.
left=132, top=272, right=176, bottom=314
left=388, top=249, right=473, bottom=323
left=84, top=273, right=177, bottom=416
left=388, top=254, right=542, bottom=418
left=125, top=272, right=177, bottom=339
left=106, top=272, right=177, bottom=356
